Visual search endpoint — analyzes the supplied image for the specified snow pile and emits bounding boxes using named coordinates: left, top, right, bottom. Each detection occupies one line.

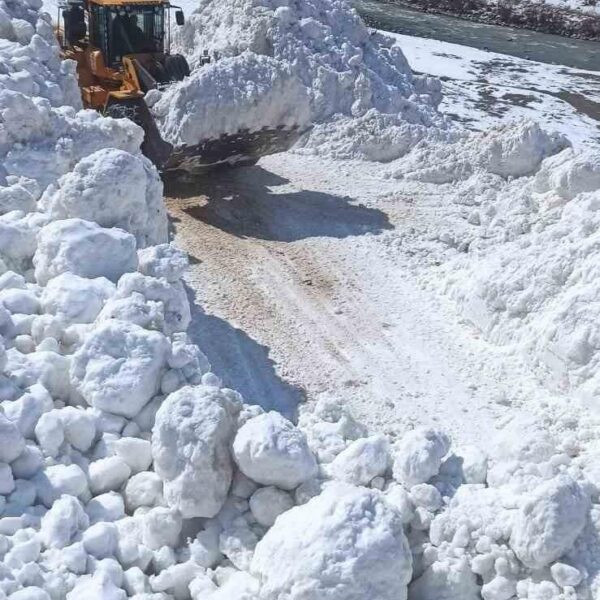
left=0, top=0, right=146, bottom=190
left=152, top=52, right=311, bottom=146
left=389, top=120, right=569, bottom=183
left=406, top=124, right=600, bottom=401
left=154, top=0, right=446, bottom=158
left=252, top=482, right=412, bottom=600
left=3, top=0, right=600, bottom=599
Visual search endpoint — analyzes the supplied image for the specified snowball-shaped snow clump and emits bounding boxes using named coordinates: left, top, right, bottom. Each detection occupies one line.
left=409, top=556, right=479, bottom=600
left=152, top=385, right=240, bottom=518
left=115, top=272, right=190, bottom=336
left=40, top=273, right=115, bottom=324
left=34, top=219, right=138, bottom=285
left=0, top=412, right=25, bottom=463
left=40, top=148, right=167, bottom=247
left=70, top=320, right=171, bottom=417
left=510, top=474, right=590, bottom=569
left=137, top=243, right=188, bottom=282
left=251, top=482, right=413, bottom=600
left=233, top=411, right=318, bottom=490
left=328, top=434, right=389, bottom=486
left=249, top=486, right=294, bottom=527
left=40, top=494, right=89, bottom=549
left=392, top=428, right=450, bottom=486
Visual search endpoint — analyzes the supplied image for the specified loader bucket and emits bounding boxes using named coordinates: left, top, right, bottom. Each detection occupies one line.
left=104, top=94, right=173, bottom=169
left=105, top=95, right=308, bottom=173
left=164, top=124, right=309, bottom=172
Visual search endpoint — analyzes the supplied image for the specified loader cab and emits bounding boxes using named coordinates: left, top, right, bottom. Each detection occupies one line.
left=89, top=1, right=166, bottom=66
left=60, top=0, right=185, bottom=68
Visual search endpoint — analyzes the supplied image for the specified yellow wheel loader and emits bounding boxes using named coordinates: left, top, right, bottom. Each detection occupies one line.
left=57, top=0, right=305, bottom=171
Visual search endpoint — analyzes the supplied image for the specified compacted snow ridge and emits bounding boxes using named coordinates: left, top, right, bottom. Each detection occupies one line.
left=2, top=0, right=600, bottom=597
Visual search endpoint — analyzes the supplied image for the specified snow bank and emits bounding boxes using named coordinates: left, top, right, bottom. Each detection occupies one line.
left=153, top=0, right=446, bottom=158
left=415, top=125, right=600, bottom=403
left=2, top=0, right=600, bottom=599
left=389, top=120, right=568, bottom=183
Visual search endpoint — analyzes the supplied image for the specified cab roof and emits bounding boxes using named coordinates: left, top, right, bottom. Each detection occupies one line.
left=88, top=0, right=165, bottom=6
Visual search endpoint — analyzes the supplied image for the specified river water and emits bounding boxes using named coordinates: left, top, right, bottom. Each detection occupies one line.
left=354, top=0, right=600, bottom=71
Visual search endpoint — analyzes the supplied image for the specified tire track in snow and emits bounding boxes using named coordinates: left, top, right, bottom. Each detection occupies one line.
left=165, top=157, right=541, bottom=444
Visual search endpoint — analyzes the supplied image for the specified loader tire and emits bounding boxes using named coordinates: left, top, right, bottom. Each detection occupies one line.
left=165, top=54, right=190, bottom=82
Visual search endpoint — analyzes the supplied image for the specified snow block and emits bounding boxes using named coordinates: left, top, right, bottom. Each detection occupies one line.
left=251, top=483, right=413, bottom=600
left=152, top=385, right=239, bottom=518
left=70, top=320, right=170, bottom=418
left=34, top=219, right=138, bottom=285
left=510, top=474, right=590, bottom=569
left=233, top=411, right=318, bottom=490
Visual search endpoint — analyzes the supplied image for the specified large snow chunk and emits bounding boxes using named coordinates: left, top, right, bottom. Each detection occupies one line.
left=70, top=320, right=170, bottom=417
left=251, top=483, right=412, bottom=600
left=153, top=52, right=310, bottom=146
left=408, top=556, right=479, bottom=600
left=328, top=434, right=389, bottom=486
left=89, top=456, right=132, bottom=494
left=40, top=494, right=89, bottom=549
left=137, top=243, right=188, bottom=282
left=115, top=273, right=190, bottom=336
left=233, top=411, right=318, bottom=490
left=40, top=148, right=167, bottom=247
left=152, top=385, right=238, bottom=518
left=34, top=463, right=89, bottom=507
left=124, top=471, right=164, bottom=511
left=2, top=383, right=53, bottom=438
left=40, top=273, right=115, bottom=324
left=392, top=428, right=450, bottom=486
left=0, top=412, right=25, bottom=463
left=34, top=219, right=138, bottom=285
left=0, top=211, right=45, bottom=272
left=6, top=348, right=72, bottom=399
left=142, top=506, right=182, bottom=549
left=509, top=474, right=590, bottom=569
left=0, top=179, right=37, bottom=215
left=249, top=486, right=294, bottom=527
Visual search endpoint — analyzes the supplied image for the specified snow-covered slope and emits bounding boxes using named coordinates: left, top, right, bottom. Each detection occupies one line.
left=400, top=0, right=600, bottom=39
left=151, top=0, right=447, bottom=154
left=2, top=0, right=600, bottom=598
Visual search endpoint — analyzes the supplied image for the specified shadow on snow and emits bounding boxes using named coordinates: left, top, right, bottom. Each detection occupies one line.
left=164, top=164, right=393, bottom=242
left=184, top=284, right=304, bottom=422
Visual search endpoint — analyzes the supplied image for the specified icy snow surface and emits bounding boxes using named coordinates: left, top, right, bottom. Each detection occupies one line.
left=4, top=0, right=600, bottom=596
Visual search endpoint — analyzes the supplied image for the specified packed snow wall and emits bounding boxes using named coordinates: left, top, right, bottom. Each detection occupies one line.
left=384, top=118, right=600, bottom=408
left=149, top=0, right=448, bottom=160
left=1, top=0, right=600, bottom=599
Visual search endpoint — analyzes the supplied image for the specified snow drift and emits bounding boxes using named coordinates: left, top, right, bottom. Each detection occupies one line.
left=1, top=0, right=600, bottom=598
left=152, top=0, right=446, bottom=158
left=405, top=123, right=600, bottom=405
